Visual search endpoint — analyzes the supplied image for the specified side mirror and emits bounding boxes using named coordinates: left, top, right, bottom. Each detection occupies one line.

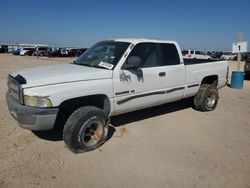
left=122, top=56, right=141, bottom=69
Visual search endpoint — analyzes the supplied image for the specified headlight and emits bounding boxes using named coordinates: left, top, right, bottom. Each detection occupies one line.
left=24, top=95, right=52, bottom=107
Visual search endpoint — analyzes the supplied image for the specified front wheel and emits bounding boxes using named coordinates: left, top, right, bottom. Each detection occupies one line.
left=63, top=106, right=108, bottom=153
left=194, top=84, right=219, bottom=111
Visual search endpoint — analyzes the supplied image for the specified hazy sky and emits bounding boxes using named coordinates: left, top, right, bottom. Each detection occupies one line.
left=0, top=0, right=249, bottom=51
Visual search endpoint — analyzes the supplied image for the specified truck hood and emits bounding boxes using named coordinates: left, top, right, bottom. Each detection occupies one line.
left=11, top=63, right=113, bottom=88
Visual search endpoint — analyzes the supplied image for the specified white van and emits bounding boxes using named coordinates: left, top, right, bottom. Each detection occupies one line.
left=182, top=50, right=211, bottom=60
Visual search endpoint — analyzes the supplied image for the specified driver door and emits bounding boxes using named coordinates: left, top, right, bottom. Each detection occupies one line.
left=112, top=43, right=168, bottom=115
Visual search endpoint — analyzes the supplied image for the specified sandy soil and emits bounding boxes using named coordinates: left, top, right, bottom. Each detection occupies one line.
left=0, top=54, right=250, bottom=188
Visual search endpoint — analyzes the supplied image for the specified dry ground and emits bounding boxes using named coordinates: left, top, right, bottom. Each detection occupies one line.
left=0, top=54, right=250, bottom=188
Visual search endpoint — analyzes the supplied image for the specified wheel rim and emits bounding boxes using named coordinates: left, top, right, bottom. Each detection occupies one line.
left=81, top=120, right=104, bottom=148
left=205, top=93, right=216, bottom=109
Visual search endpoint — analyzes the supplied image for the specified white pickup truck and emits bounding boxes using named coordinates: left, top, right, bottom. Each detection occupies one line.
left=6, top=39, right=228, bottom=153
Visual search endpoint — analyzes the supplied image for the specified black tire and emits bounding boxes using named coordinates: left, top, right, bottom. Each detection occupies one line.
left=63, top=106, right=108, bottom=153
left=194, top=84, right=219, bottom=112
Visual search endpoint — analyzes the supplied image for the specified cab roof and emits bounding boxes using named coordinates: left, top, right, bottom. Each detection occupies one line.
left=107, top=38, right=177, bottom=45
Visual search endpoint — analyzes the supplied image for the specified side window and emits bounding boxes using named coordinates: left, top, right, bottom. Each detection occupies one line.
left=128, top=43, right=161, bottom=68
left=196, top=51, right=201, bottom=55
left=182, top=50, right=188, bottom=55
left=159, top=43, right=180, bottom=66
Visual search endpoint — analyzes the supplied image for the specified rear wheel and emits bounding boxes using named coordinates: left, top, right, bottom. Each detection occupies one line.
left=63, top=106, right=108, bottom=153
left=194, top=84, right=219, bottom=111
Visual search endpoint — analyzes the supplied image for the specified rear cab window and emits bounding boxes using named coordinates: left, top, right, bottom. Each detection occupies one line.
left=158, top=43, right=180, bottom=66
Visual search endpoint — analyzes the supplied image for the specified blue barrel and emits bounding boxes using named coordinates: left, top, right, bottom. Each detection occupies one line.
left=231, top=71, right=244, bottom=89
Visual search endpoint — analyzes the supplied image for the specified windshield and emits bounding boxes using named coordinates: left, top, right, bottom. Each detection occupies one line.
left=74, top=41, right=130, bottom=70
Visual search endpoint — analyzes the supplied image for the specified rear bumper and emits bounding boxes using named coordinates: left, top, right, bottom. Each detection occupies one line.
left=6, top=92, right=59, bottom=131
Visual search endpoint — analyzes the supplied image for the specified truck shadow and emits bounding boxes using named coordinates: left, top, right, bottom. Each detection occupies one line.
left=32, top=98, right=194, bottom=142
left=32, top=125, right=64, bottom=141
left=106, top=98, right=194, bottom=140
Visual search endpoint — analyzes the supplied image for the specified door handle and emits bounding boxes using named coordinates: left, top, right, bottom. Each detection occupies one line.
left=159, top=72, right=166, bottom=77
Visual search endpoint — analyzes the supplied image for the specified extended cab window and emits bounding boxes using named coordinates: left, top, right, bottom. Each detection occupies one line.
left=196, top=51, right=201, bottom=55
left=159, top=43, right=180, bottom=66
left=128, top=43, right=160, bottom=68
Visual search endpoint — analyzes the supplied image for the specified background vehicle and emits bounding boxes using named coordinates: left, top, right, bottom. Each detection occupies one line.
left=76, top=48, right=87, bottom=57
left=205, top=51, right=214, bottom=57
left=6, top=39, right=228, bottom=153
left=47, top=48, right=69, bottom=57
left=32, top=46, right=49, bottom=57
left=25, top=48, right=36, bottom=56
left=244, top=57, right=250, bottom=79
left=68, top=48, right=78, bottom=57
left=20, top=48, right=35, bottom=56
left=12, top=48, right=21, bottom=55
left=220, top=52, right=236, bottom=60
left=0, top=45, right=8, bottom=53
left=241, top=52, right=250, bottom=61
left=211, top=51, right=223, bottom=60
left=67, top=48, right=87, bottom=57
left=182, top=50, right=211, bottom=59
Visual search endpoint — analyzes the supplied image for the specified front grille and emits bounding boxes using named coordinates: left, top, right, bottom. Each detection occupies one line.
left=7, top=75, right=22, bottom=103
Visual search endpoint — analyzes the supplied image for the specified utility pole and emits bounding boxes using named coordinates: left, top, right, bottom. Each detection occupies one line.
left=237, top=32, right=243, bottom=71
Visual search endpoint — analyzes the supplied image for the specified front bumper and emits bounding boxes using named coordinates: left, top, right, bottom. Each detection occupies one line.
left=6, top=92, right=59, bottom=131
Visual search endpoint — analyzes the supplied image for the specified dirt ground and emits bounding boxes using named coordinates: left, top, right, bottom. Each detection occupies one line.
left=0, top=54, right=250, bottom=188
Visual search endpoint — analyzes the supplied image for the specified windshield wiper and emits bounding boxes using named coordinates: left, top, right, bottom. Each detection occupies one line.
left=92, top=65, right=110, bottom=70
left=72, top=61, right=93, bottom=67
left=72, top=62, right=110, bottom=70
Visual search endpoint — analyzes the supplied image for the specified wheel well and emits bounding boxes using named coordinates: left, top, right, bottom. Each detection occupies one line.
left=201, top=75, right=218, bottom=86
left=54, top=95, right=110, bottom=128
